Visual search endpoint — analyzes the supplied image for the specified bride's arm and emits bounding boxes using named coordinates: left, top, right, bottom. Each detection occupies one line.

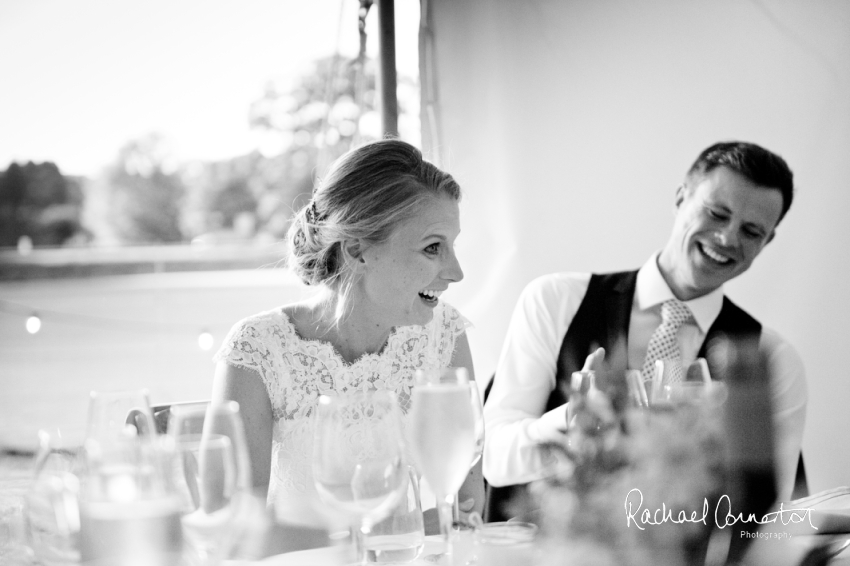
left=212, top=362, right=273, bottom=499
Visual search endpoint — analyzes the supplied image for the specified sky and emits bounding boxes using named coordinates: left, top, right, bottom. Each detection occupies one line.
left=0, top=0, right=420, bottom=177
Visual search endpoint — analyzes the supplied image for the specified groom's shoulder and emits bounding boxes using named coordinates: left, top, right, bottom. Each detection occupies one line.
left=521, top=271, right=593, bottom=304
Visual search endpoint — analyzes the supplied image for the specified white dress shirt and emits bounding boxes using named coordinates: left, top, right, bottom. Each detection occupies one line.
left=483, top=253, right=807, bottom=502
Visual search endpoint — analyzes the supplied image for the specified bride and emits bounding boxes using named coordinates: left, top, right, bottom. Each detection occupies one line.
left=211, top=138, right=483, bottom=529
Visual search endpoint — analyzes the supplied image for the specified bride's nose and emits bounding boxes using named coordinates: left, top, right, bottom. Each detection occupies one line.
left=442, top=250, right=464, bottom=282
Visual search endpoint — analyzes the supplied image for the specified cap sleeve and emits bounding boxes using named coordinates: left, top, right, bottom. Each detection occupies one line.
left=213, top=313, right=283, bottom=393
left=435, top=301, right=472, bottom=368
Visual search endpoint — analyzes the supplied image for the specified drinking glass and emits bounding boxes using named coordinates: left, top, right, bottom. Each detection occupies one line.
left=453, top=383, right=484, bottom=526
left=85, top=389, right=156, bottom=445
left=410, top=368, right=476, bottom=556
left=648, top=360, right=684, bottom=404
left=81, top=389, right=158, bottom=514
left=79, top=436, right=182, bottom=566
left=312, top=391, right=408, bottom=565
left=652, top=358, right=724, bottom=407
left=661, top=381, right=729, bottom=407
left=167, top=401, right=252, bottom=566
left=23, top=429, right=82, bottom=565
left=469, top=385, right=485, bottom=469
left=78, top=389, right=184, bottom=566
left=362, top=465, right=424, bottom=563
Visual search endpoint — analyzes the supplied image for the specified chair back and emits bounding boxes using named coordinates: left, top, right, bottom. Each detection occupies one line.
left=126, top=400, right=211, bottom=435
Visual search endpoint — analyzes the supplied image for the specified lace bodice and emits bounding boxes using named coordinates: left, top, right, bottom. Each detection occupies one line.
left=213, top=301, right=470, bottom=506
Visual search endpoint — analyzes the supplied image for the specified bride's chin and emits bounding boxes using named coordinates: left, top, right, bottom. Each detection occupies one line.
left=409, top=307, right=435, bottom=326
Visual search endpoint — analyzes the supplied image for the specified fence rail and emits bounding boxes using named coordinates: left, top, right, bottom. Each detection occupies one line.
left=0, top=242, right=288, bottom=281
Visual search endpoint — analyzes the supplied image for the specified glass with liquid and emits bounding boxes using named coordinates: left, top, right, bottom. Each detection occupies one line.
left=313, top=391, right=408, bottom=565
left=409, top=368, right=476, bottom=555
left=79, top=497, right=182, bottom=566
left=79, top=433, right=183, bottom=566
left=363, top=466, right=424, bottom=563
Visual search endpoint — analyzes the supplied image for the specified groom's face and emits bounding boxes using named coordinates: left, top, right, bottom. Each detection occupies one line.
left=661, top=166, right=783, bottom=300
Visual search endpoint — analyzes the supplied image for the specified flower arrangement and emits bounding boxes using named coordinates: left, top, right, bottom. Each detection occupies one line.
left=525, top=371, right=730, bottom=566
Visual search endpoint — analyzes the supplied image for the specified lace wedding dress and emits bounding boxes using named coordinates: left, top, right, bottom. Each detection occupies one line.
left=214, top=301, right=470, bottom=506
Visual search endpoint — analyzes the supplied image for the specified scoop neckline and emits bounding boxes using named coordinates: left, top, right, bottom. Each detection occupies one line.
left=276, top=307, right=405, bottom=368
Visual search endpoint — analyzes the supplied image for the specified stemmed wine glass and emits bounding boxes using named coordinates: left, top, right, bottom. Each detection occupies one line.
left=410, top=368, right=476, bottom=556
left=312, top=390, right=408, bottom=565
left=167, top=401, right=252, bottom=566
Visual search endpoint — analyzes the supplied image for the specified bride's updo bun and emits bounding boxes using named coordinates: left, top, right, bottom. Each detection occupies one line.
left=286, top=138, right=461, bottom=288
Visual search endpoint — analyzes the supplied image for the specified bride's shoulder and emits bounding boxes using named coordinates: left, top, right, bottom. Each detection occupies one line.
left=435, top=301, right=470, bottom=330
left=280, top=302, right=308, bottom=323
left=230, top=303, right=300, bottom=336
left=279, top=299, right=328, bottom=342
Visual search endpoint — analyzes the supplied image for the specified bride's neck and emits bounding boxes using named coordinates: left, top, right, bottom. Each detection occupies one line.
left=305, top=289, right=393, bottom=363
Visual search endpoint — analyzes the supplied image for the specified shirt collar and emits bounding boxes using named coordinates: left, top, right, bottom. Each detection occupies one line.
left=635, top=252, right=724, bottom=333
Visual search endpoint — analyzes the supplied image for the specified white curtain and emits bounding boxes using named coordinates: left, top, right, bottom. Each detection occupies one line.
left=419, top=0, right=850, bottom=492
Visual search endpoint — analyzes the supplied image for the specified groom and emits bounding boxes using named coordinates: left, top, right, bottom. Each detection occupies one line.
left=482, top=141, right=807, bottom=522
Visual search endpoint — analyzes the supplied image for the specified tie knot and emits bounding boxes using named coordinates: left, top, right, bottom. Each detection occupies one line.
left=661, top=299, right=691, bottom=328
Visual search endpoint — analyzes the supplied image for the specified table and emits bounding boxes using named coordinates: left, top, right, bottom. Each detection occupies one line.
left=254, top=537, right=445, bottom=566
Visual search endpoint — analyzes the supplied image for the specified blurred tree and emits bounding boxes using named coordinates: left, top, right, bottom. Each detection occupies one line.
left=148, top=53, right=418, bottom=246
left=0, top=160, right=87, bottom=247
left=104, top=134, right=185, bottom=243
left=0, top=163, right=26, bottom=246
left=211, top=177, right=257, bottom=229
left=245, top=54, right=385, bottom=238
left=249, top=55, right=379, bottom=164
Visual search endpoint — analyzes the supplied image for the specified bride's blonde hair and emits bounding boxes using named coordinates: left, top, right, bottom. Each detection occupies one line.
left=287, top=139, right=461, bottom=318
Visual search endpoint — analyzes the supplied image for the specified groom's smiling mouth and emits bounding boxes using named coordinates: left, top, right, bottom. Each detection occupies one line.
left=697, top=242, right=733, bottom=266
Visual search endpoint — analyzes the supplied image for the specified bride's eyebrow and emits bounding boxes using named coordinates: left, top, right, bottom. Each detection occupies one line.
left=420, top=233, right=447, bottom=243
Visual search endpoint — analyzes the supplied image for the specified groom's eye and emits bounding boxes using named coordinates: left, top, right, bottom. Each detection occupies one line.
left=706, top=208, right=725, bottom=220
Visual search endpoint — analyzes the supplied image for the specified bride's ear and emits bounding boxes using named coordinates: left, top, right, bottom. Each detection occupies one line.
left=341, top=239, right=367, bottom=273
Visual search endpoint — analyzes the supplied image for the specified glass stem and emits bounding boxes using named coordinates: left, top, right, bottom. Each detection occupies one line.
left=437, top=494, right=455, bottom=553
left=353, top=523, right=368, bottom=565
left=452, top=492, right=460, bottom=526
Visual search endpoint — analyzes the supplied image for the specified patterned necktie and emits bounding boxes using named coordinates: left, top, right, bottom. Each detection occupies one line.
left=640, top=299, right=692, bottom=383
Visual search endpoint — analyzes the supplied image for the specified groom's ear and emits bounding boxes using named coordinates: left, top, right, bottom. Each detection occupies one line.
left=341, top=239, right=367, bottom=273
left=674, top=184, right=687, bottom=208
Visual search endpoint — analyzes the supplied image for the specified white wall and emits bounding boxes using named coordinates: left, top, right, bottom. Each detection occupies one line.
left=424, top=0, right=850, bottom=492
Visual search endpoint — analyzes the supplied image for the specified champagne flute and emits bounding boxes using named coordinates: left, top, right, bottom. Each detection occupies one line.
left=167, top=401, right=252, bottom=566
left=410, top=368, right=476, bottom=556
left=453, top=383, right=484, bottom=526
left=312, top=391, right=408, bottom=565
left=469, top=384, right=485, bottom=468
